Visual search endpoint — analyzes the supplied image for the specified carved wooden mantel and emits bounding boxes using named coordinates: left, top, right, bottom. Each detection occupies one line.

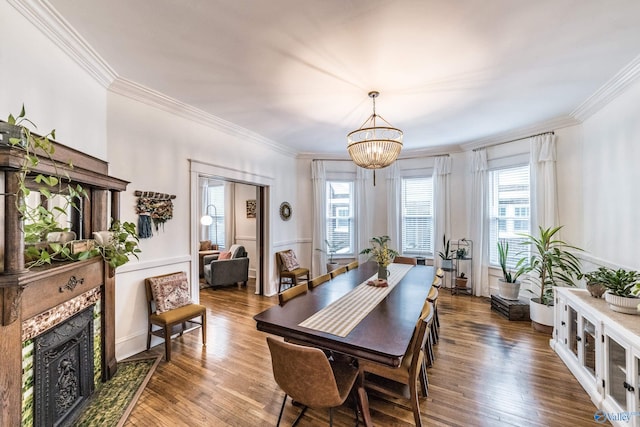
left=0, top=122, right=130, bottom=426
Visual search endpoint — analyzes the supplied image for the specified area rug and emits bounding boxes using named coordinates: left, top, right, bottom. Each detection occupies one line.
left=73, top=355, right=162, bottom=427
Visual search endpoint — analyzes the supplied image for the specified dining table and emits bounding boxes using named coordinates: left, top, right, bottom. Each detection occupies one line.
left=254, top=260, right=434, bottom=426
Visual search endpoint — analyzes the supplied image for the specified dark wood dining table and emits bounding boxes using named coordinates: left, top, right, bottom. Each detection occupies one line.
left=254, top=261, right=434, bottom=426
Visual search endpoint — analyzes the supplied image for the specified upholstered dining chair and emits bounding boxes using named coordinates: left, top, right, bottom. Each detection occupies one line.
left=267, top=337, right=360, bottom=427
left=427, top=286, right=440, bottom=345
left=145, top=272, right=207, bottom=362
left=329, top=265, right=347, bottom=278
left=358, top=305, right=434, bottom=427
left=393, top=256, right=417, bottom=265
left=276, top=250, right=310, bottom=292
left=278, top=283, right=308, bottom=305
left=346, top=260, right=359, bottom=271
left=308, top=273, right=331, bottom=290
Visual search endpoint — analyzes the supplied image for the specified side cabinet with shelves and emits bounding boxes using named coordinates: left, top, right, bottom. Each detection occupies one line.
left=552, top=288, right=640, bottom=427
left=450, top=238, right=472, bottom=295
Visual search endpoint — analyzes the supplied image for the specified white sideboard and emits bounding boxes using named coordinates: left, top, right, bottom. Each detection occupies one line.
left=551, top=288, right=640, bottom=426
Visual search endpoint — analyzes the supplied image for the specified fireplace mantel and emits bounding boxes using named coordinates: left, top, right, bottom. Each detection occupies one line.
left=0, top=125, right=129, bottom=426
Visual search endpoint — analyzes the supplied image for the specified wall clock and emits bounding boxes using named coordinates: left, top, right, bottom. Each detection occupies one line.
left=279, top=201, right=292, bottom=221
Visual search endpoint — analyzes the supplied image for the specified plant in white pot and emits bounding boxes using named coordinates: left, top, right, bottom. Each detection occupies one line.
left=316, top=239, right=340, bottom=273
left=595, top=267, right=640, bottom=314
left=438, top=235, right=453, bottom=270
left=519, top=226, right=583, bottom=331
left=496, top=239, right=527, bottom=300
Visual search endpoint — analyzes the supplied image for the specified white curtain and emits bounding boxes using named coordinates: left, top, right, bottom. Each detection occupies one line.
left=224, top=181, right=235, bottom=250
left=432, top=156, right=452, bottom=264
left=311, top=161, right=327, bottom=277
left=530, top=133, right=559, bottom=233
left=469, top=149, right=490, bottom=296
left=385, top=163, right=401, bottom=253
left=355, top=167, right=374, bottom=261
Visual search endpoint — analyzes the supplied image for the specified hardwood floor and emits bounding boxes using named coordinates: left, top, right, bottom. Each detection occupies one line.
left=125, top=282, right=598, bottom=426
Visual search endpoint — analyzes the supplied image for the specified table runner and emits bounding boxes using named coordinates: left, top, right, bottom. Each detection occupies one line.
left=298, top=263, right=414, bottom=337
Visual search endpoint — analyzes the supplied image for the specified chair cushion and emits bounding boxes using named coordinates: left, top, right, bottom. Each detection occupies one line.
left=148, top=272, right=193, bottom=314
left=218, top=251, right=232, bottom=260
left=280, top=250, right=300, bottom=271
left=150, top=303, right=206, bottom=325
left=199, top=240, right=212, bottom=251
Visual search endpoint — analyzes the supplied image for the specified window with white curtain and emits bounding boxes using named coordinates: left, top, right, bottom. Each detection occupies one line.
left=489, top=165, right=530, bottom=267
left=205, top=185, right=226, bottom=249
left=401, top=176, right=433, bottom=256
left=325, top=181, right=354, bottom=256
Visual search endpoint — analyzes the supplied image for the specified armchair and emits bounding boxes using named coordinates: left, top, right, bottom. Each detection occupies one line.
left=203, top=244, right=249, bottom=289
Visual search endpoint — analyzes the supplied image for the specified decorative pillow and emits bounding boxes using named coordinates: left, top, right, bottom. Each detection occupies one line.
left=148, top=272, right=193, bottom=314
left=218, top=251, right=232, bottom=260
left=199, top=240, right=212, bottom=251
left=280, top=250, right=300, bottom=271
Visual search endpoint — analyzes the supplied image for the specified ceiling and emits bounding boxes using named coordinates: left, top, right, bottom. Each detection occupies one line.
left=47, top=0, right=640, bottom=155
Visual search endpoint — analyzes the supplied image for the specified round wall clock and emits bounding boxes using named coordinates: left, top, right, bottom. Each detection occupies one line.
left=279, top=201, right=292, bottom=221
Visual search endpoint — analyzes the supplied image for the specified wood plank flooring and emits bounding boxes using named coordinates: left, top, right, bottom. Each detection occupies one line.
left=125, top=282, right=598, bottom=426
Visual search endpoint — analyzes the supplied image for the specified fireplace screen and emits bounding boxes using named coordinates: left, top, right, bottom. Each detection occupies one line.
left=34, top=306, right=94, bottom=426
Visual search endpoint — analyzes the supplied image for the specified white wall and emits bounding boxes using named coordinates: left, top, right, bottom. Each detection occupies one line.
left=234, top=183, right=258, bottom=277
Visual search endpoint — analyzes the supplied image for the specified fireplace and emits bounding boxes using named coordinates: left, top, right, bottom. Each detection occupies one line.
left=34, top=307, right=94, bottom=426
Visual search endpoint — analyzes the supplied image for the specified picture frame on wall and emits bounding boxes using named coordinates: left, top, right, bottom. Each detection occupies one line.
left=246, top=199, right=256, bottom=218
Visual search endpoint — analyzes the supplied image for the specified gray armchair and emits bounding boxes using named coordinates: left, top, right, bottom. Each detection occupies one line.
left=203, top=245, right=249, bottom=289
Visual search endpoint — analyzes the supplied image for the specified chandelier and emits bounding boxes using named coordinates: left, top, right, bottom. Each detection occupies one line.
left=347, top=91, right=403, bottom=169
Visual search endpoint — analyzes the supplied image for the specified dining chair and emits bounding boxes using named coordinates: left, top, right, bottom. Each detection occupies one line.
left=393, top=256, right=417, bottom=265
left=308, top=273, right=331, bottom=290
left=427, top=286, right=440, bottom=344
left=276, top=250, right=310, bottom=292
left=358, top=305, right=434, bottom=427
left=432, top=275, right=442, bottom=289
left=329, top=265, right=347, bottom=278
left=435, top=267, right=444, bottom=278
left=346, top=260, right=359, bottom=271
left=266, top=337, right=360, bottom=426
left=278, top=283, right=308, bottom=305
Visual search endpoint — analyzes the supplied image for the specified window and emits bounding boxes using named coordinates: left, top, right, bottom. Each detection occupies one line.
left=489, top=165, right=530, bottom=267
left=325, top=181, right=354, bottom=256
left=401, top=176, right=433, bottom=256
left=205, top=184, right=225, bottom=249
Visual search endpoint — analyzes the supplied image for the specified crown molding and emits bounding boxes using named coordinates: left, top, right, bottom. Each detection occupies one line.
left=571, top=54, right=640, bottom=121
left=109, top=78, right=296, bottom=158
left=458, top=115, right=580, bottom=152
left=9, top=0, right=117, bottom=88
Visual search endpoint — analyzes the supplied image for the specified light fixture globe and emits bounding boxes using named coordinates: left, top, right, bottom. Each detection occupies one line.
left=347, top=91, right=403, bottom=169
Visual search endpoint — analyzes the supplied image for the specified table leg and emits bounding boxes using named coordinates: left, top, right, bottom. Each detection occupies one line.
left=356, top=372, right=373, bottom=427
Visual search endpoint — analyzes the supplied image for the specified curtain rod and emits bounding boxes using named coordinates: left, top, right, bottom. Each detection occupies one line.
left=472, top=131, right=554, bottom=152
left=310, top=153, right=450, bottom=162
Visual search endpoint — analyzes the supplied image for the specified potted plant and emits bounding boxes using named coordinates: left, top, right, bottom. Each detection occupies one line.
left=519, top=226, right=583, bottom=331
left=496, top=239, right=527, bottom=300
left=438, top=235, right=453, bottom=270
left=360, top=235, right=398, bottom=281
left=316, top=239, right=340, bottom=273
left=455, top=272, right=468, bottom=289
left=594, top=267, right=640, bottom=314
left=582, top=268, right=607, bottom=298
left=91, top=220, right=141, bottom=273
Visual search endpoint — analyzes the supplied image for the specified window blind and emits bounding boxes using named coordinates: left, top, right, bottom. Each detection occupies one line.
left=206, top=185, right=226, bottom=249
left=401, top=176, right=433, bottom=256
left=325, top=181, right=354, bottom=256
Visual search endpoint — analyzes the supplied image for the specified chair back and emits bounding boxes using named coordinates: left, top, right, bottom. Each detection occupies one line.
left=410, top=304, right=434, bottom=376
left=432, top=275, right=442, bottom=288
left=435, top=267, right=444, bottom=278
left=267, top=337, right=346, bottom=408
left=278, top=283, right=308, bottom=305
left=309, top=273, right=331, bottom=289
left=393, top=256, right=417, bottom=265
left=330, top=265, right=347, bottom=278
left=427, top=286, right=438, bottom=303
left=346, top=261, right=359, bottom=271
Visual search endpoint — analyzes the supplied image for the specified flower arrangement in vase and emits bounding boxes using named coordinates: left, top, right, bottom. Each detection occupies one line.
left=360, top=235, right=398, bottom=280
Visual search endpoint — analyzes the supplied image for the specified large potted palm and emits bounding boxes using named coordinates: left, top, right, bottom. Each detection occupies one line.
left=519, top=226, right=582, bottom=332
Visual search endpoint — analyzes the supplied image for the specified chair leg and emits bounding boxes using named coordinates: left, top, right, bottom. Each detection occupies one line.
left=201, top=313, right=207, bottom=345
left=410, top=384, right=423, bottom=427
left=419, top=361, right=429, bottom=397
left=147, top=324, right=152, bottom=350
left=164, top=324, right=172, bottom=361
left=276, top=394, right=287, bottom=427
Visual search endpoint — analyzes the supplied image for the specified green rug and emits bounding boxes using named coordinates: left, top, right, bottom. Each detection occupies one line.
left=73, top=356, right=161, bottom=427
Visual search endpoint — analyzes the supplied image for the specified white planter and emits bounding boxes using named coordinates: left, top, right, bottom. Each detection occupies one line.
left=604, top=291, right=640, bottom=315
left=497, top=279, right=521, bottom=300
left=529, top=298, right=554, bottom=327
left=326, top=262, right=340, bottom=274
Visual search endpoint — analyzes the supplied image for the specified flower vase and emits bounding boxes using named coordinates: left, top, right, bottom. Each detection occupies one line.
left=378, top=264, right=389, bottom=280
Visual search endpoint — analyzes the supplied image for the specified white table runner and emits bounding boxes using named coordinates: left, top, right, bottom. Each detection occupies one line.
left=298, top=263, right=413, bottom=337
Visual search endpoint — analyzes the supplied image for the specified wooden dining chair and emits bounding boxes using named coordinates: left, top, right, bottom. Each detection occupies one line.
left=329, top=265, right=347, bottom=278
left=267, top=337, right=360, bottom=426
left=346, top=260, right=359, bottom=271
left=393, top=256, right=417, bottom=265
left=278, top=283, right=308, bottom=305
left=432, top=276, right=442, bottom=289
left=276, top=250, right=310, bottom=292
left=308, top=273, right=331, bottom=290
left=427, top=286, right=440, bottom=344
left=358, top=305, right=434, bottom=427
left=435, top=267, right=444, bottom=278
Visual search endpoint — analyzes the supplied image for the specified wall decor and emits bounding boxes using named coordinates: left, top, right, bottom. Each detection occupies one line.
left=135, top=190, right=176, bottom=238
left=246, top=199, right=256, bottom=218
left=279, top=201, right=292, bottom=221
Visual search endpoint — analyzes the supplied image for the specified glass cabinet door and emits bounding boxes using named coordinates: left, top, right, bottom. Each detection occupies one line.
left=582, top=318, right=596, bottom=377
left=569, top=306, right=578, bottom=357
left=608, top=336, right=628, bottom=411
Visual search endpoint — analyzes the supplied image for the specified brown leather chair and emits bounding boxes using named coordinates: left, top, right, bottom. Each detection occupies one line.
left=393, top=256, right=418, bottom=265
left=267, top=337, right=359, bottom=426
left=278, top=283, right=308, bottom=305
left=145, top=272, right=206, bottom=361
left=276, top=250, right=310, bottom=292
left=359, top=305, right=433, bottom=427
left=308, top=273, right=331, bottom=290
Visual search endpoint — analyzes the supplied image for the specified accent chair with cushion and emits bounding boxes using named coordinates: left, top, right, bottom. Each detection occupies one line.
left=198, top=240, right=219, bottom=277
left=203, top=244, right=249, bottom=289
left=276, top=249, right=310, bottom=292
